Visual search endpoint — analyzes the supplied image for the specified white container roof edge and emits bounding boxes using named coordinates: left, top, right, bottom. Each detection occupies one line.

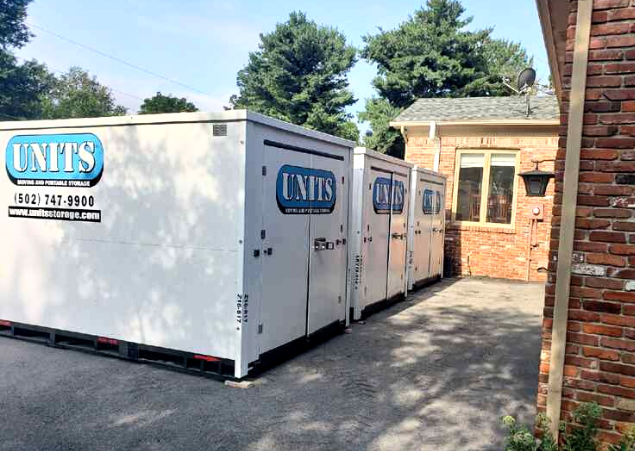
left=354, top=147, right=413, bottom=169
left=411, top=165, right=448, bottom=179
left=0, top=110, right=356, bottom=149
left=354, top=147, right=448, bottom=180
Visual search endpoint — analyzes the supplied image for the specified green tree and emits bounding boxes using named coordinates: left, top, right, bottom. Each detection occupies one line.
left=360, top=0, right=532, bottom=156
left=358, top=98, right=404, bottom=157
left=0, top=0, right=32, bottom=49
left=230, top=11, right=358, bottom=142
left=460, top=38, right=532, bottom=97
left=0, top=51, right=52, bottom=120
left=41, top=67, right=127, bottom=119
left=139, top=92, right=198, bottom=114
left=0, top=0, right=54, bottom=121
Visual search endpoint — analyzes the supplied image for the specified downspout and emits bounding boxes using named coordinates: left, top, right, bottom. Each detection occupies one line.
left=430, top=121, right=441, bottom=172
left=400, top=125, right=408, bottom=160
left=546, top=0, right=592, bottom=439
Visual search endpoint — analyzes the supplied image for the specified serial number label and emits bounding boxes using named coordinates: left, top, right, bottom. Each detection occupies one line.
left=236, top=293, right=249, bottom=330
left=14, top=193, right=95, bottom=208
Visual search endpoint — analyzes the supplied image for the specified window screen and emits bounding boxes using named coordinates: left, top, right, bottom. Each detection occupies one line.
left=455, top=154, right=484, bottom=222
left=486, top=154, right=516, bottom=224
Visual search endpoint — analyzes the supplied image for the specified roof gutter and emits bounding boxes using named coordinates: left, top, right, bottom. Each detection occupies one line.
left=389, top=119, right=560, bottom=127
left=546, top=0, right=592, bottom=440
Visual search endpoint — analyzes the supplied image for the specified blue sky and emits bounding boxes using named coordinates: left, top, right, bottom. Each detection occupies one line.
left=17, top=0, right=550, bottom=127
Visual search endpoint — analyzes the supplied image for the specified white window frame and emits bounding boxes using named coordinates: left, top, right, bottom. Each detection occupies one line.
left=451, top=148, right=520, bottom=228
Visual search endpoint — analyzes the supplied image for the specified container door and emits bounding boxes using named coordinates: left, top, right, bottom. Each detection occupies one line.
left=259, top=145, right=311, bottom=353
left=386, top=172, right=408, bottom=299
left=419, top=182, right=435, bottom=280
left=430, top=184, right=446, bottom=277
left=407, top=178, right=420, bottom=290
left=364, top=169, right=391, bottom=307
left=306, top=153, right=348, bottom=335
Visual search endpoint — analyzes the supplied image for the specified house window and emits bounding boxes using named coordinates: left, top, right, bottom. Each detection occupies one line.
left=453, top=150, right=519, bottom=225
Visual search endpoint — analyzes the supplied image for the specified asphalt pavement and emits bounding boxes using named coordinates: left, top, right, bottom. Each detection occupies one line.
left=0, top=277, right=544, bottom=451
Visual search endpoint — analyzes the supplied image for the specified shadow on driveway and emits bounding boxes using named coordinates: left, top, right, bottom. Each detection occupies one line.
left=0, top=277, right=544, bottom=451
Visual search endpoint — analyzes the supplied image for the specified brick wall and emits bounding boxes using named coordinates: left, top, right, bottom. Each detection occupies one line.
left=537, top=0, right=635, bottom=445
left=405, top=132, right=559, bottom=281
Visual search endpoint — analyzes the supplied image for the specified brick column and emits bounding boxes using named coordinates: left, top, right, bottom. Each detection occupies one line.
left=537, top=0, right=635, bottom=445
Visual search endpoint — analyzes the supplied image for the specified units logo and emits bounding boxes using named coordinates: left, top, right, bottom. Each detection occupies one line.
left=423, top=189, right=441, bottom=215
left=6, top=133, right=104, bottom=187
left=373, top=177, right=404, bottom=214
left=423, top=189, right=434, bottom=215
left=276, top=165, right=336, bottom=214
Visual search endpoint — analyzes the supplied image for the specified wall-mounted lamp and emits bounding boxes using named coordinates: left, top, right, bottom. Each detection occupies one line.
left=519, top=160, right=555, bottom=197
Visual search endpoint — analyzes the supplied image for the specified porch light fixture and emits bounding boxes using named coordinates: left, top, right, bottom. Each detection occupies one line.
left=519, top=160, right=555, bottom=197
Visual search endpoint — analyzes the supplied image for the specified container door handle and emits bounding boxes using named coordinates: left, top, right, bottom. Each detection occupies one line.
left=314, top=238, right=327, bottom=251
left=314, top=238, right=335, bottom=251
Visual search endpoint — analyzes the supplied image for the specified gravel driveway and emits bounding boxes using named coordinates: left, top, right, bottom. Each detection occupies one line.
left=0, top=277, right=544, bottom=451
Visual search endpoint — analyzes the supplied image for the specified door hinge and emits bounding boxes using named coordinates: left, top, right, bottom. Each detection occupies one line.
left=258, top=324, right=263, bottom=334
left=262, top=166, right=267, bottom=176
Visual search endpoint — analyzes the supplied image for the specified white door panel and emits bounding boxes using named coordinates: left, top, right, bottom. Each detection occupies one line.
left=260, top=146, right=311, bottom=353
left=417, top=181, right=437, bottom=282
left=431, top=184, right=446, bottom=277
left=363, top=168, right=391, bottom=309
left=307, top=153, right=348, bottom=335
left=387, top=171, right=408, bottom=298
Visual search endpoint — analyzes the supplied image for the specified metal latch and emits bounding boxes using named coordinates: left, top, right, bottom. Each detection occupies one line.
left=314, top=238, right=334, bottom=251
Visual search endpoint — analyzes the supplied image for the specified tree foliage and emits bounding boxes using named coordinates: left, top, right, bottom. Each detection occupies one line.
left=0, top=0, right=54, bottom=121
left=0, top=51, right=52, bottom=120
left=0, top=0, right=32, bottom=49
left=40, top=67, right=127, bottom=119
left=360, top=0, right=532, bottom=156
left=358, top=98, right=404, bottom=157
left=230, top=11, right=358, bottom=142
left=139, top=92, right=198, bottom=114
left=0, top=1, right=128, bottom=121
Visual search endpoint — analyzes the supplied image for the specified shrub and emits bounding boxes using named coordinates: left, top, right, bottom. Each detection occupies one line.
left=502, top=402, right=635, bottom=451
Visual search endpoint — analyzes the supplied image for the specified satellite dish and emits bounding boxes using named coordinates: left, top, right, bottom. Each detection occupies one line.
left=517, top=68, right=536, bottom=92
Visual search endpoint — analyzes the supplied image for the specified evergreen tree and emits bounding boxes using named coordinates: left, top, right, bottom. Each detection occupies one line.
left=360, top=0, right=532, bottom=156
left=230, top=11, right=359, bottom=142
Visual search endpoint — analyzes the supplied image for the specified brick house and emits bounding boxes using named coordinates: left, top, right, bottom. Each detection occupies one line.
left=536, top=0, right=635, bottom=444
left=391, top=96, right=559, bottom=281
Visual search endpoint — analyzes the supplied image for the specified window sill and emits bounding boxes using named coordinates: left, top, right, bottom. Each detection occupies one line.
left=447, top=222, right=516, bottom=234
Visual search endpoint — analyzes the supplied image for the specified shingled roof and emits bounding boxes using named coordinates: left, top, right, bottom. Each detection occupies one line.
left=391, top=96, right=559, bottom=124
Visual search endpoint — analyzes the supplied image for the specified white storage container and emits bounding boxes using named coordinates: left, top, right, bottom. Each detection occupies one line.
left=407, top=166, right=447, bottom=290
left=0, top=110, right=354, bottom=378
left=349, top=148, right=413, bottom=320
